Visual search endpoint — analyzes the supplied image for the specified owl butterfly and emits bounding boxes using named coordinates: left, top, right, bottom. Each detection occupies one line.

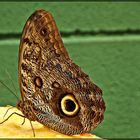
left=2, top=9, right=106, bottom=136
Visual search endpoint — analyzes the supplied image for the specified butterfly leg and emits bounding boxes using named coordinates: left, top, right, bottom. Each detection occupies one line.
left=21, top=117, right=26, bottom=125
left=3, top=106, right=14, bottom=119
left=0, top=112, right=25, bottom=124
left=29, top=120, right=35, bottom=137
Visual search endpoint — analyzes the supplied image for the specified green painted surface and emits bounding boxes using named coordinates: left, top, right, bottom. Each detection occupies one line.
left=0, top=2, right=140, bottom=33
left=0, top=2, right=140, bottom=139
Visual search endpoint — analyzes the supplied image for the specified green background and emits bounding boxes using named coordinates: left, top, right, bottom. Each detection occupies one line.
left=0, top=2, right=140, bottom=138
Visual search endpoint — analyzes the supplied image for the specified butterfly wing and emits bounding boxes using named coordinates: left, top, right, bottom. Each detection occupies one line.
left=18, top=9, right=69, bottom=98
left=18, top=9, right=105, bottom=135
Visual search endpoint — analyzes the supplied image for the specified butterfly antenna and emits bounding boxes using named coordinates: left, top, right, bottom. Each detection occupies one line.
left=5, top=69, right=19, bottom=99
left=0, top=79, right=19, bottom=101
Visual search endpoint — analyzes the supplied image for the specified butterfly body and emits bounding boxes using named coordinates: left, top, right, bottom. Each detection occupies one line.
left=17, top=9, right=105, bottom=135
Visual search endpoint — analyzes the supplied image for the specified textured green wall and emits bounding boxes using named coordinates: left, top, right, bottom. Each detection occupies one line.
left=0, top=2, right=140, bottom=138
left=0, top=2, right=140, bottom=33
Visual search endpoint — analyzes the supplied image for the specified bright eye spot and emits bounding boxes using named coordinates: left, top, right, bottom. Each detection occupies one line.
left=60, top=94, right=79, bottom=116
left=40, top=28, right=47, bottom=36
left=34, top=77, right=43, bottom=88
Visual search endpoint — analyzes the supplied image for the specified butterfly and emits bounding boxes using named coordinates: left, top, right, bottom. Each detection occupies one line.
left=1, top=9, right=105, bottom=136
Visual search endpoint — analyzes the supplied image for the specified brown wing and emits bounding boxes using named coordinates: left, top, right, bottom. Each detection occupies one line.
left=18, top=9, right=105, bottom=135
left=18, top=9, right=69, bottom=99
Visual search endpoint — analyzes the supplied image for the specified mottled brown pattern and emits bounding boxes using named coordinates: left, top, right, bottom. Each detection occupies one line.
left=17, top=9, right=105, bottom=135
